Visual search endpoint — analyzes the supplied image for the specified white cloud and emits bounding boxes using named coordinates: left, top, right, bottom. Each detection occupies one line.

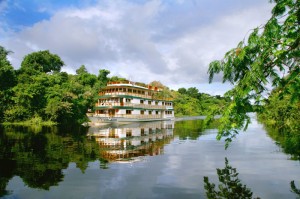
left=162, top=4, right=273, bottom=85
left=1, top=0, right=273, bottom=94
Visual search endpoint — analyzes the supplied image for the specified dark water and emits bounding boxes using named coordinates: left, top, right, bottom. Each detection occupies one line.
left=0, top=115, right=299, bottom=199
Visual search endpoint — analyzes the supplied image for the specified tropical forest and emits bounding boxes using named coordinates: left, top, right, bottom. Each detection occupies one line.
left=0, top=46, right=228, bottom=125
left=0, top=0, right=299, bottom=198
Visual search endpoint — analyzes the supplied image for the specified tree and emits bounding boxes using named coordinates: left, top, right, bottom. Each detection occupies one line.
left=0, top=46, right=16, bottom=121
left=97, top=69, right=110, bottom=88
left=187, top=87, right=200, bottom=98
left=76, top=65, right=88, bottom=75
left=149, top=80, right=164, bottom=88
left=20, top=50, right=64, bottom=74
left=0, top=46, right=16, bottom=90
left=75, top=65, right=97, bottom=87
left=207, top=0, right=300, bottom=147
left=178, top=87, right=187, bottom=95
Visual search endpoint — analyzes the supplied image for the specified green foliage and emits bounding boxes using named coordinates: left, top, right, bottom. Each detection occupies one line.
left=0, top=46, right=17, bottom=121
left=45, top=97, right=73, bottom=123
left=109, top=76, right=127, bottom=82
left=207, top=0, right=300, bottom=146
left=4, top=105, right=31, bottom=122
left=0, top=47, right=16, bottom=90
left=177, top=87, right=187, bottom=95
left=97, top=69, right=110, bottom=88
left=149, top=80, right=165, bottom=88
left=204, top=158, right=259, bottom=199
left=0, top=46, right=111, bottom=124
left=20, top=50, right=64, bottom=75
left=1, top=45, right=227, bottom=124
left=76, top=65, right=97, bottom=87
left=174, top=88, right=228, bottom=117
left=258, top=83, right=300, bottom=159
left=153, top=86, right=173, bottom=100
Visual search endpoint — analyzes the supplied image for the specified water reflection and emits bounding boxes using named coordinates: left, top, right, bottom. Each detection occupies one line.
left=0, top=121, right=176, bottom=196
left=262, top=122, right=300, bottom=160
left=87, top=121, right=174, bottom=162
left=204, top=157, right=260, bottom=199
left=0, top=124, right=97, bottom=196
left=173, top=119, right=205, bottom=140
left=0, top=119, right=299, bottom=199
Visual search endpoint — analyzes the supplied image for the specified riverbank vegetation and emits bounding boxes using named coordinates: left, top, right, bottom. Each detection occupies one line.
left=257, top=83, right=300, bottom=159
left=0, top=46, right=227, bottom=125
left=0, top=46, right=111, bottom=125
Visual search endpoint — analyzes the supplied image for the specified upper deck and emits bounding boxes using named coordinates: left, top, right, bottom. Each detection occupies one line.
left=99, top=81, right=173, bottom=101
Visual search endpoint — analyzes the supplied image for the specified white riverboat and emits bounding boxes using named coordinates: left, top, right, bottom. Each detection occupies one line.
left=89, top=81, right=174, bottom=124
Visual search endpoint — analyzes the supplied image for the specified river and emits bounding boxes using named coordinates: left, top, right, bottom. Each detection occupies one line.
left=0, top=114, right=299, bottom=198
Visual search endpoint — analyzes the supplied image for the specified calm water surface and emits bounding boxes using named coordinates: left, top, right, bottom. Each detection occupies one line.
left=0, top=115, right=299, bottom=199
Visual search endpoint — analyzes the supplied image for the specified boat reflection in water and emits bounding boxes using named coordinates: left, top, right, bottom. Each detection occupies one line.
left=87, top=121, right=174, bottom=162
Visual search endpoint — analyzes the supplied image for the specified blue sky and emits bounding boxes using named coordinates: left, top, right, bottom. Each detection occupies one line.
left=0, top=0, right=274, bottom=95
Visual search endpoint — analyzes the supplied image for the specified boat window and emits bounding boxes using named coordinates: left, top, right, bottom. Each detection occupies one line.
left=149, top=111, right=152, bottom=115
left=155, top=101, right=158, bottom=105
left=148, top=101, right=152, bottom=105
left=149, top=128, right=153, bottom=133
left=156, top=111, right=159, bottom=115
left=126, top=129, right=132, bottom=137
left=126, top=98, right=131, bottom=102
left=140, top=110, right=144, bottom=115
left=126, top=110, right=132, bottom=114
left=141, top=128, right=145, bottom=135
left=166, top=124, right=172, bottom=129
left=140, top=100, right=144, bottom=104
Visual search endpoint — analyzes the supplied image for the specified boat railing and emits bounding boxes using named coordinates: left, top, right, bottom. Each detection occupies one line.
left=95, top=102, right=168, bottom=110
left=93, top=114, right=162, bottom=120
left=104, top=92, right=151, bottom=98
left=99, top=91, right=173, bottom=101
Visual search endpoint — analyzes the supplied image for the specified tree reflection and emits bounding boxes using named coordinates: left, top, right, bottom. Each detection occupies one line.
left=0, top=124, right=99, bottom=196
left=0, top=121, right=175, bottom=196
left=204, top=158, right=300, bottom=199
left=0, top=160, right=16, bottom=196
left=204, top=158, right=260, bottom=199
left=173, top=120, right=204, bottom=140
left=259, top=120, right=300, bottom=160
left=291, top=181, right=300, bottom=197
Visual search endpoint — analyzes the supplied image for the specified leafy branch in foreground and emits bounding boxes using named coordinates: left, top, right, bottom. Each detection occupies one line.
left=204, top=158, right=260, bottom=199
left=206, top=0, right=300, bottom=147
